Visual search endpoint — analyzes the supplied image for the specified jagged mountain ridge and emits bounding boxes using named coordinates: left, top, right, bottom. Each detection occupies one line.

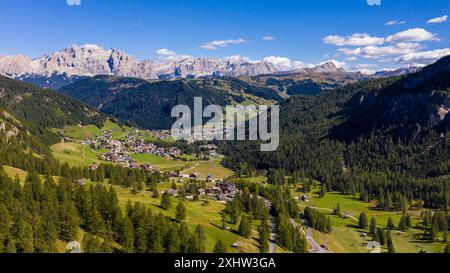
left=0, top=44, right=278, bottom=81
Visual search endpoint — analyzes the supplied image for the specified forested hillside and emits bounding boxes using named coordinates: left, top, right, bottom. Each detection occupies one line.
left=0, top=75, right=105, bottom=129
left=59, top=76, right=285, bottom=129
left=220, top=57, right=450, bottom=210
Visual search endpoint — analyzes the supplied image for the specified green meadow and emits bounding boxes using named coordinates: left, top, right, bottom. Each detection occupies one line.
left=51, top=142, right=109, bottom=167
left=292, top=184, right=449, bottom=253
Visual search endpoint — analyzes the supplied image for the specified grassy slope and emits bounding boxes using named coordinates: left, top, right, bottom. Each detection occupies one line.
left=181, top=158, right=234, bottom=179
left=51, top=142, right=109, bottom=167
left=291, top=184, right=449, bottom=253
left=130, top=153, right=190, bottom=170
left=53, top=119, right=131, bottom=140
left=84, top=180, right=260, bottom=253
left=52, top=119, right=187, bottom=170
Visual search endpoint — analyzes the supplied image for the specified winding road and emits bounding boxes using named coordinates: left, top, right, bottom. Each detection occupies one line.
left=305, top=225, right=330, bottom=253
left=290, top=218, right=331, bottom=253
left=268, top=215, right=277, bottom=253
left=264, top=198, right=330, bottom=253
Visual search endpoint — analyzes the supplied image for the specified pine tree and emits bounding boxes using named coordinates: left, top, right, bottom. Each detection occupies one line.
left=58, top=193, right=79, bottom=242
left=358, top=212, right=368, bottom=229
left=398, top=213, right=409, bottom=230
left=195, top=225, right=206, bottom=253
left=387, top=217, right=395, bottom=230
left=4, top=237, right=17, bottom=253
left=238, top=218, right=252, bottom=238
left=385, top=191, right=393, bottom=211
left=230, top=204, right=240, bottom=225
left=293, top=228, right=307, bottom=253
left=369, top=217, right=377, bottom=235
left=387, top=230, right=396, bottom=253
left=213, top=240, right=227, bottom=253
left=121, top=216, right=134, bottom=253
left=319, top=183, right=327, bottom=198
left=152, top=186, right=160, bottom=199
left=187, top=234, right=200, bottom=253
left=160, top=192, right=171, bottom=210
left=15, top=219, right=34, bottom=253
left=165, top=226, right=181, bottom=253
left=176, top=201, right=186, bottom=222
left=0, top=203, right=11, bottom=251
left=333, top=203, right=341, bottom=217
left=430, top=224, right=438, bottom=243
left=376, top=228, right=386, bottom=246
left=258, top=219, right=270, bottom=253
left=221, top=212, right=228, bottom=228
left=82, top=233, right=103, bottom=253
left=178, top=223, right=190, bottom=253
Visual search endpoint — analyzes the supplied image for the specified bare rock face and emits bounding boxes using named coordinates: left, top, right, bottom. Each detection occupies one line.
left=0, top=45, right=278, bottom=80
left=36, top=44, right=113, bottom=76
left=306, top=61, right=344, bottom=74
left=0, top=55, right=38, bottom=75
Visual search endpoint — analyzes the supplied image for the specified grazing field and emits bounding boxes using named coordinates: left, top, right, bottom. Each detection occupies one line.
left=51, top=142, right=108, bottom=167
left=102, top=119, right=132, bottom=140
left=2, top=166, right=61, bottom=185
left=130, top=153, right=191, bottom=170
left=231, top=176, right=268, bottom=184
left=53, top=119, right=131, bottom=141
left=3, top=166, right=28, bottom=183
left=181, top=158, right=234, bottom=179
left=293, top=184, right=449, bottom=253
left=53, top=124, right=103, bottom=139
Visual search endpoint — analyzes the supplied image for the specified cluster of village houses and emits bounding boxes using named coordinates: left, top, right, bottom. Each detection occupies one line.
left=77, top=129, right=185, bottom=170
left=62, top=127, right=236, bottom=200
left=62, top=128, right=218, bottom=172
left=163, top=174, right=239, bottom=202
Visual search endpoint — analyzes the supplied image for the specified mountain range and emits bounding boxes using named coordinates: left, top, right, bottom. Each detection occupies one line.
left=0, top=44, right=279, bottom=81
left=0, top=44, right=405, bottom=90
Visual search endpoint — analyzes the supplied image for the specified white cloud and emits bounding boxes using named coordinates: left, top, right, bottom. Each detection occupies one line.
left=262, top=36, right=276, bottom=41
left=156, top=48, right=176, bottom=56
left=358, top=69, right=378, bottom=75
left=155, top=48, right=190, bottom=61
left=427, top=15, right=448, bottom=24
left=263, top=56, right=313, bottom=71
left=347, top=64, right=379, bottom=75
left=80, top=44, right=102, bottom=50
left=394, top=48, right=450, bottom=64
left=200, top=38, right=247, bottom=50
left=386, top=28, right=439, bottom=42
left=66, top=0, right=81, bottom=6
left=346, top=57, right=358, bottom=61
left=323, top=35, right=346, bottom=46
left=385, top=20, right=406, bottom=26
left=339, top=43, right=422, bottom=59
left=223, top=55, right=252, bottom=63
left=324, top=33, right=385, bottom=47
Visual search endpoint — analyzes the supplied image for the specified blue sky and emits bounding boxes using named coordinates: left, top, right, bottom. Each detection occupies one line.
left=0, top=0, right=449, bottom=72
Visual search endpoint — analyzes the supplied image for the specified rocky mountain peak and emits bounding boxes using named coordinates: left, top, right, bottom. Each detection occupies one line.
left=310, top=61, right=344, bottom=73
